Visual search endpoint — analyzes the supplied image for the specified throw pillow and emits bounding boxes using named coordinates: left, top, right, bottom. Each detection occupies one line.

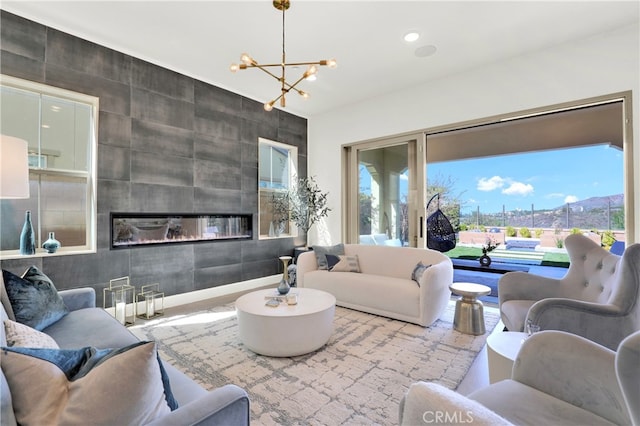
left=327, top=254, right=361, bottom=273
left=2, top=267, right=69, bottom=331
left=411, top=261, right=432, bottom=286
left=0, top=341, right=177, bottom=426
left=0, top=274, right=16, bottom=321
left=312, top=244, right=345, bottom=270
left=4, top=319, right=59, bottom=349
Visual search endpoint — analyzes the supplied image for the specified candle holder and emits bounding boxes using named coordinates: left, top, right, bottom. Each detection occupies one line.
left=137, top=283, right=164, bottom=319
left=103, top=276, right=136, bottom=325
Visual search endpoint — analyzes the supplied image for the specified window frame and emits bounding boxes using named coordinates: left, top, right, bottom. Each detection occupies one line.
left=258, top=137, right=298, bottom=239
left=0, top=74, right=98, bottom=259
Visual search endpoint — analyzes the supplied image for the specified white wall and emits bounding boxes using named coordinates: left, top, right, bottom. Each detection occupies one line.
left=308, top=24, right=640, bottom=245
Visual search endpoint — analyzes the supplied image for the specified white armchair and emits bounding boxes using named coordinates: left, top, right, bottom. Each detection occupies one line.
left=498, top=234, right=640, bottom=350
left=399, top=330, right=639, bottom=426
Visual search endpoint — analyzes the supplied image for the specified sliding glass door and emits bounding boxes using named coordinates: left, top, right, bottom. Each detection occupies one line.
left=343, top=134, right=425, bottom=247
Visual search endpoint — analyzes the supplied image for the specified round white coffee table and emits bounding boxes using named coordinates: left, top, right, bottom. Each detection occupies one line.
left=449, top=282, right=492, bottom=335
left=486, top=331, right=528, bottom=383
left=235, top=288, right=336, bottom=357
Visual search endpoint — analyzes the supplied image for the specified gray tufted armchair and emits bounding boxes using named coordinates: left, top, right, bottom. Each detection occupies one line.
left=499, top=234, right=640, bottom=350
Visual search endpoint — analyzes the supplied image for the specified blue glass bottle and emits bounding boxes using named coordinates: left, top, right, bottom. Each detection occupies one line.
left=43, top=232, right=61, bottom=253
left=19, top=210, right=36, bottom=255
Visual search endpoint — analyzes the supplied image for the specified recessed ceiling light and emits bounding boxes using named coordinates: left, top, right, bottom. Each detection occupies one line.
left=403, top=31, right=420, bottom=43
left=415, top=45, right=437, bottom=58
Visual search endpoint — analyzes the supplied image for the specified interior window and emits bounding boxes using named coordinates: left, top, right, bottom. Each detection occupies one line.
left=258, top=137, right=298, bottom=239
left=0, top=75, right=98, bottom=257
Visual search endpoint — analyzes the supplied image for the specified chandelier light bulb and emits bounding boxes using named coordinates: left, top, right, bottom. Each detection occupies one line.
left=230, top=63, right=239, bottom=73
left=264, top=101, right=275, bottom=111
left=325, top=59, right=337, bottom=69
left=305, top=74, right=317, bottom=82
left=304, top=65, right=318, bottom=79
left=300, top=91, right=309, bottom=99
left=240, top=53, right=252, bottom=65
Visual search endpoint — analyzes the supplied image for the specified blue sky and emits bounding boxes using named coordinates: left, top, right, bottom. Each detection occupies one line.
left=427, top=144, right=624, bottom=215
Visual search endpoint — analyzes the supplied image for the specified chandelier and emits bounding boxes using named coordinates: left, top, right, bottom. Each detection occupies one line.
left=230, top=0, right=336, bottom=111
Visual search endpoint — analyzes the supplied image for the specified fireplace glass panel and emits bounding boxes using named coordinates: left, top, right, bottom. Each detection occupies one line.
left=111, top=213, right=252, bottom=249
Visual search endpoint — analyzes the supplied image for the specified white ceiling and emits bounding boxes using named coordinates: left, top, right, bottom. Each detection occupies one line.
left=2, top=1, right=639, bottom=118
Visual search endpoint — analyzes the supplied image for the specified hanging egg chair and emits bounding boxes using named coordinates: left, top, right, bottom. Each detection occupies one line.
left=426, top=193, right=456, bottom=252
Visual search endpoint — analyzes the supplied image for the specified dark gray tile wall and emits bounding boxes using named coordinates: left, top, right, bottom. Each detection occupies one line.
left=0, top=11, right=307, bottom=305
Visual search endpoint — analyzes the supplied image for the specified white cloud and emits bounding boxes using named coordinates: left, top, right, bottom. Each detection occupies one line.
left=502, top=182, right=534, bottom=196
left=477, top=176, right=506, bottom=191
left=564, top=195, right=579, bottom=203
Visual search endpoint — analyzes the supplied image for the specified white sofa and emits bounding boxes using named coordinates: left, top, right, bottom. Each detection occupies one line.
left=296, top=244, right=454, bottom=326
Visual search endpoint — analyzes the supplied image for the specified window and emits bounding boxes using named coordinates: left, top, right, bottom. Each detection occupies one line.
left=258, top=137, right=298, bottom=238
left=0, top=75, right=98, bottom=258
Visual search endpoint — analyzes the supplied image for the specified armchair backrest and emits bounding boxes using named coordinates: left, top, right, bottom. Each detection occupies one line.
left=609, top=243, right=640, bottom=331
left=617, top=330, right=640, bottom=426
left=561, top=234, right=621, bottom=303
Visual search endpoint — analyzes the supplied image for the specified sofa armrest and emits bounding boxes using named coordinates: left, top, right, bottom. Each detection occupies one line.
left=296, top=251, right=318, bottom=287
left=146, top=384, right=249, bottom=426
left=399, top=382, right=512, bottom=426
left=527, top=299, right=629, bottom=350
left=512, top=330, right=628, bottom=425
left=59, top=288, right=96, bottom=311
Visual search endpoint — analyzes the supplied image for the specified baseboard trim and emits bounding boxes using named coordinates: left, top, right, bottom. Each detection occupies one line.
left=161, top=275, right=280, bottom=309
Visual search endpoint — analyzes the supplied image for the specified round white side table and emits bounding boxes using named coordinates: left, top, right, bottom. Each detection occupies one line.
left=235, top=288, right=336, bottom=357
left=449, top=282, right=492, bottom=335
left=486, top=331, right=528, bottom=383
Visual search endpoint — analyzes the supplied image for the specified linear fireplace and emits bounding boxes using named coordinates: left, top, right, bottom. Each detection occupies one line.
left=111, top=213, right=253, bottom=249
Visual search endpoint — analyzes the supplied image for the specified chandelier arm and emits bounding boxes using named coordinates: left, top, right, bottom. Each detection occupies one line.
left=243, top=61, right=325, bottom=68
left=281, top=2, right=286, bottom=104
left=253, top=64, right=285, bottom=83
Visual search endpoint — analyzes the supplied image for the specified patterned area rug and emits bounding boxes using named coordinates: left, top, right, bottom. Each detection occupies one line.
left=130, top=300, right=500, bottom=426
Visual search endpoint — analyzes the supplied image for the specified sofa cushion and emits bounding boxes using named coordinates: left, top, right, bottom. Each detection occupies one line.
left=411, top=261, right=431, bottom=286
left=313, top=243, right=345, bottom=270
left=43, top=307, right=139, bottom=349
left=327, top=254, right=361, bottom=273
left=4, top=319, right=59, bottom=349
left=0, top=341, right=176, bottom=425
left=2, top=267, right=69, bottom=331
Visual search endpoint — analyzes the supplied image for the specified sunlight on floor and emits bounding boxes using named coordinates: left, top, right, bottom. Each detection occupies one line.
left=131, top=310, right=237, bottom=328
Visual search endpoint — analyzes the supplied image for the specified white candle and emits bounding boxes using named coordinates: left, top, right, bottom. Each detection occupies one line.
left=146, top=297, right=155, bottom=317
left=115, top=302, right=126, bottom=324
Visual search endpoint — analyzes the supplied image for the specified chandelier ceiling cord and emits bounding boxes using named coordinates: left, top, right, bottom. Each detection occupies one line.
left=230, top=0, right=336, bottom=111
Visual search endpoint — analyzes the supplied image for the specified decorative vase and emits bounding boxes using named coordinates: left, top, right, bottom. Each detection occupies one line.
left=42, top=232, right=61, bottom=253
left=277, top=256, right=292, bottom=295
left=19, top=210, right=36, bottom=255
left=479, top=254, right=492, bottom=267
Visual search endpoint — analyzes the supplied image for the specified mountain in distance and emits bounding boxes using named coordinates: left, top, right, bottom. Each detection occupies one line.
left=554, top=194, right=624, bottom=212
left=463, top=194, right=625, bottom=230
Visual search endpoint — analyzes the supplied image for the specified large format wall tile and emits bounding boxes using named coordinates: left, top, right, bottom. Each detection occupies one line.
left=0, top=12, right=45, bottom=61
left=46, top=29, right=131, bottom=84
left=131, top=150, right=194, bottom=187
left=0, top=10, right=307, bottom=301
left=132, top=119, right=194, bottom=157
left=132, top=58, right=193, bottom=102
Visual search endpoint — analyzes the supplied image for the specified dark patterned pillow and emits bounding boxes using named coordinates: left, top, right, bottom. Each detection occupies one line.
left=312, top=244, right=345, bottom=270
left=2, top=266, right=69, bottom=331
left=411, top=262, right=432, bottom=286
left=326, top=254, right=361, bottom=273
